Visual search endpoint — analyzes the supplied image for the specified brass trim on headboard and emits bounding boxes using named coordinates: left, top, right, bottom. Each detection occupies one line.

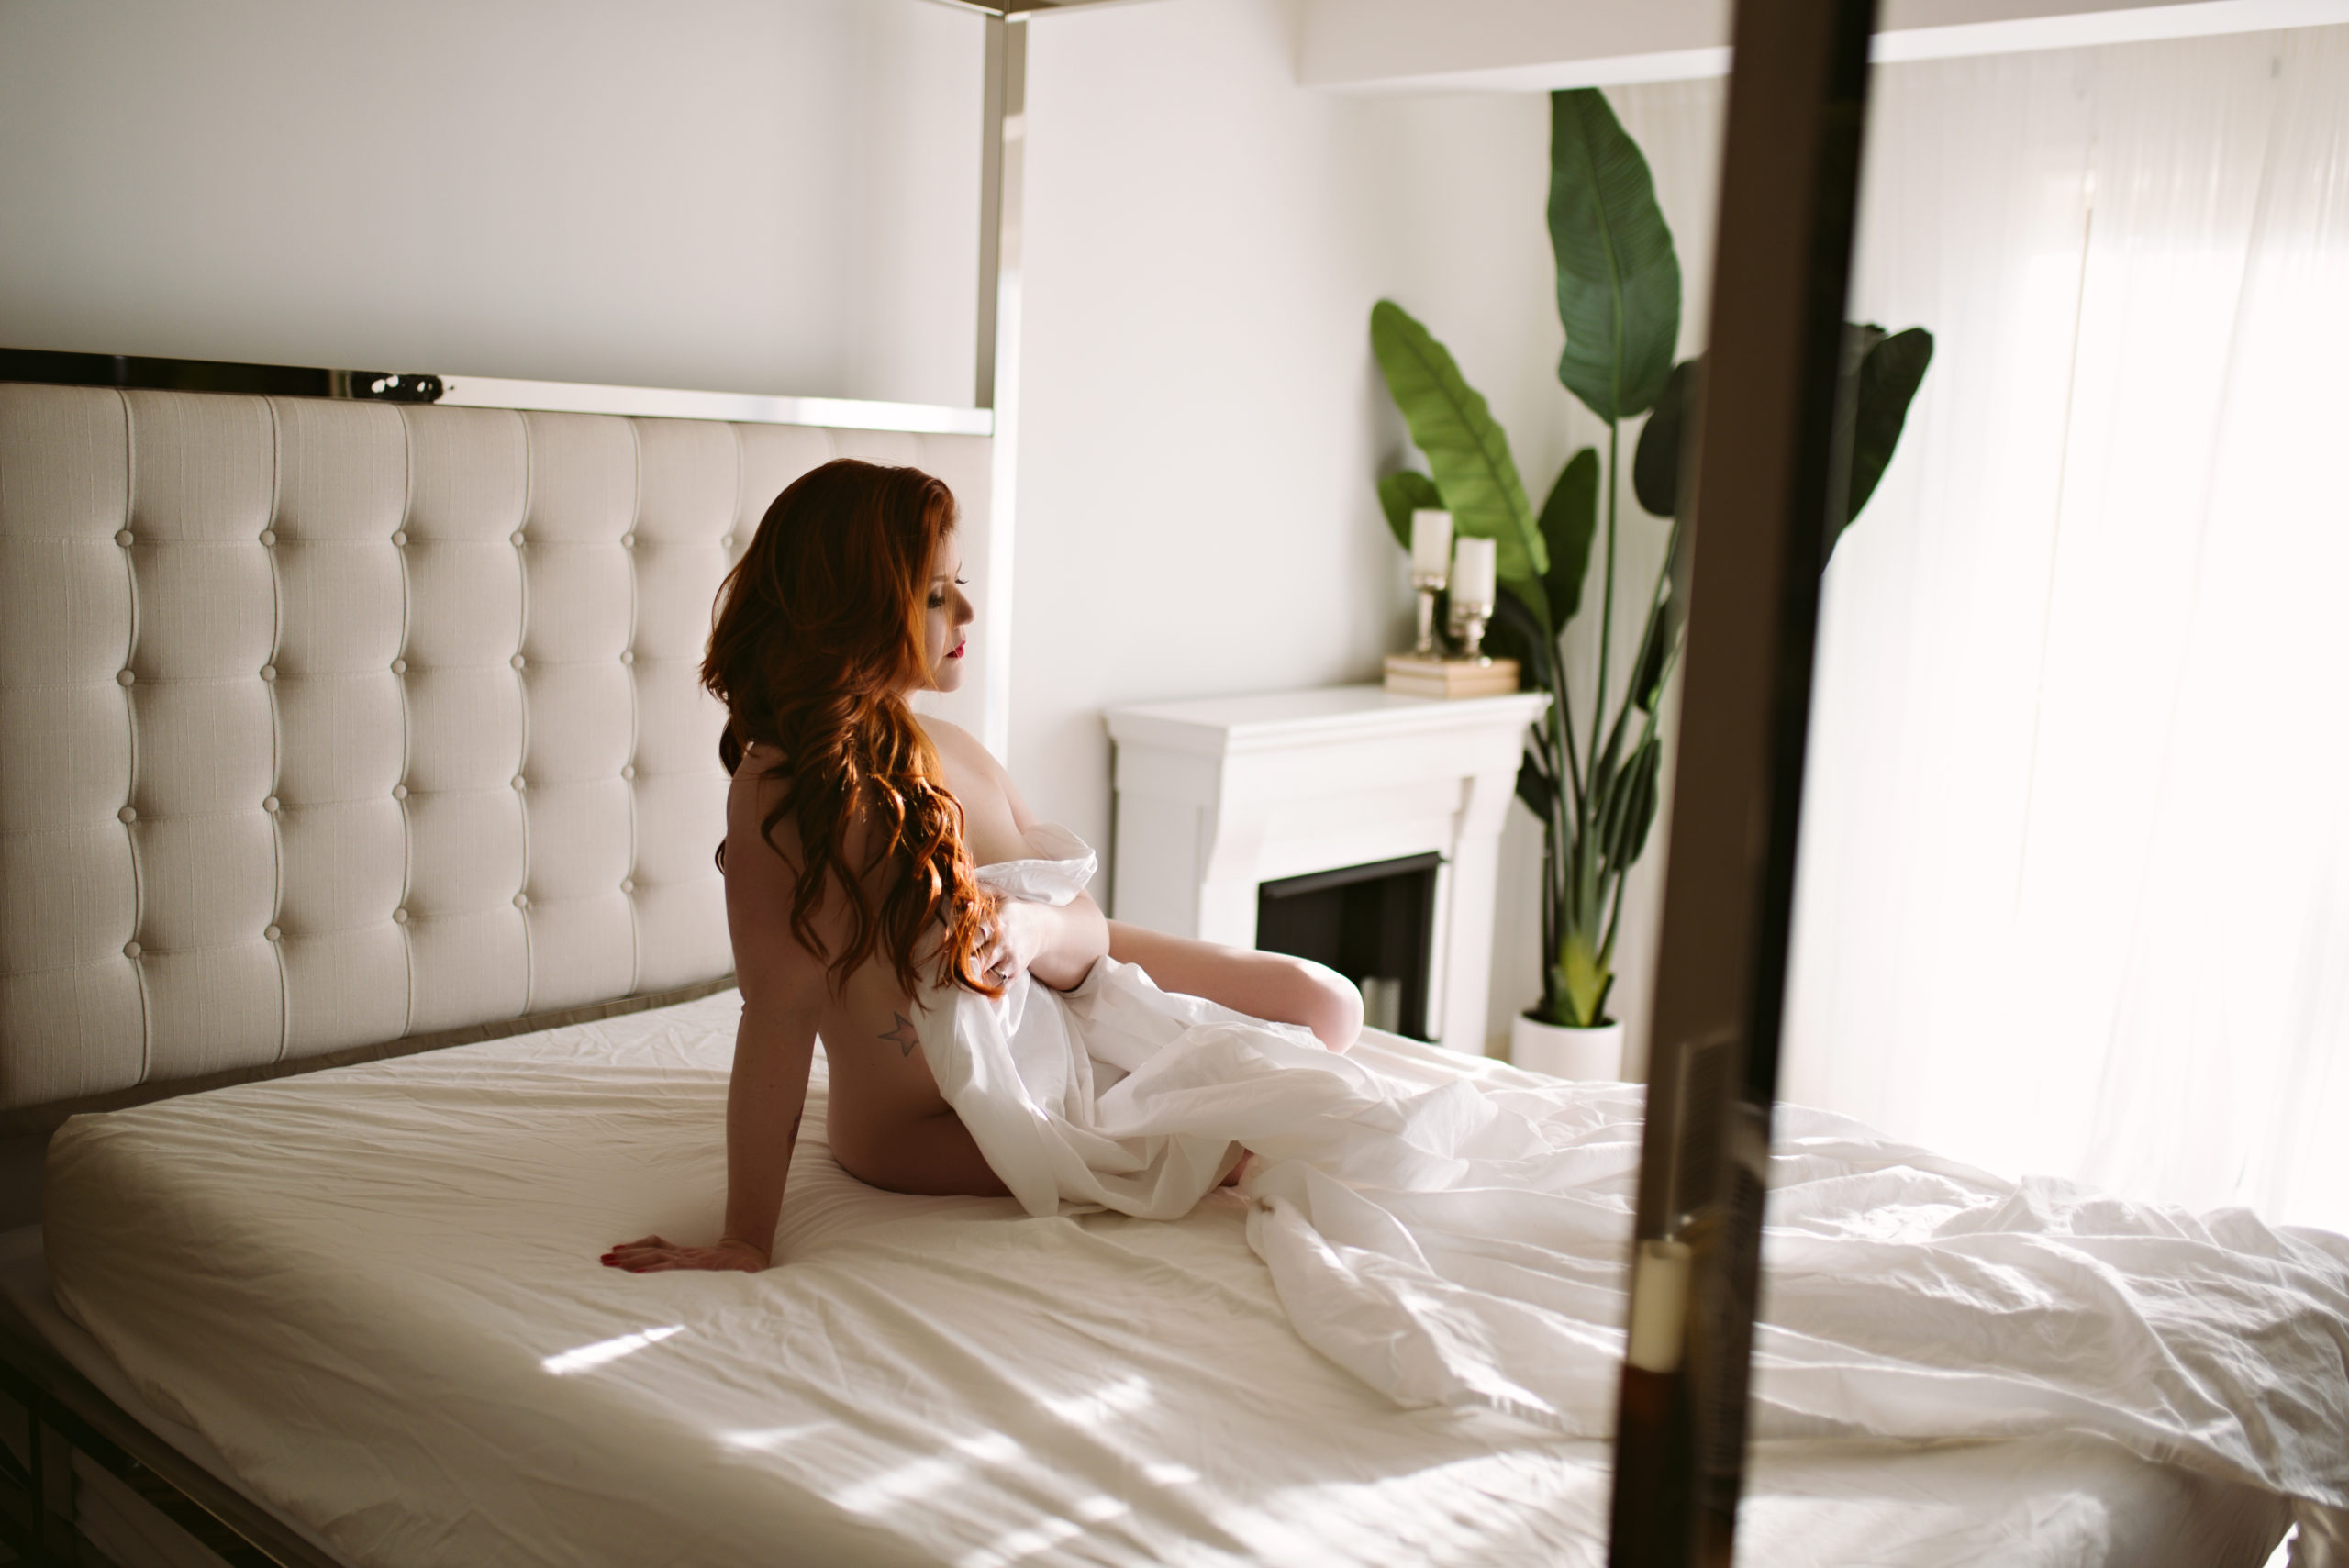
left=0, top=977, right=739, bottom=1139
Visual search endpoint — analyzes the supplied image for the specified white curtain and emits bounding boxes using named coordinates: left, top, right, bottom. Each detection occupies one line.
left=1779, top=27, right=2349, bottom=1233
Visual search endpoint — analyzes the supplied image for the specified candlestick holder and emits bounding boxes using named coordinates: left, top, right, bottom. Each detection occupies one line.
left=1409, top=568, right=1448, bottom=656
left=1448, top=590, right=1495, bottom=662
left=1386, top=585, right=1519, bottom=699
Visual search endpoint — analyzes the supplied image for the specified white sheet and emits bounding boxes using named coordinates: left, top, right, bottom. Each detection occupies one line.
left=41, top=992, right=2287, bottom=1567
left=926, top=831, right=2349, bottom=1525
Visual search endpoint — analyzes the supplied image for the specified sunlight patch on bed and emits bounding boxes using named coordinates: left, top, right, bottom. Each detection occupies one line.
left=956, top=1514, right=1084, bottom=1568
left=837, top=1453, right=970, bottom=1515
left=1211, top=1446, right=1598, bottom=1563
left=952, top=1430, right=1025, bottom=1463
left=1142, top=1462, right=1200, bottom=1486
left=1041, top=1373, right=1152, bottom=1426
left=952, top=1494, right=1134, bottom=1568
left=541, top=1324, right=683, bottom=1375
left=832, top=1429, right=1026, bottom=1516
left=718, top=1423, right=831, bottom=1453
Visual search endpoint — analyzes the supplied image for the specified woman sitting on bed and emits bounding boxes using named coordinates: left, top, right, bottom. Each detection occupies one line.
left=604, top=460, right=1361, bottom=1274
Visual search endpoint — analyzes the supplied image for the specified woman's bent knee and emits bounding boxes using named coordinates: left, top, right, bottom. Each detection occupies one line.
left=1105, top=923, right=1362, bottom=1051
left=1277, top=957, right=1362, bottom=1052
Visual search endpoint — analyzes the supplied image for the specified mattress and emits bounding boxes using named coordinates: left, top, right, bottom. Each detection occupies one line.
left=36, top=992, right=2287, bottom=1568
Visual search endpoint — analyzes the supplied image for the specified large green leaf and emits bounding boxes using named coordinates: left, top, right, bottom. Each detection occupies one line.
left=1537, top=448, right=1599, bottom=628
left=1370, top=301, right=1546, bottom=579
left=1377, top=470, right=1443, bottom=554
left=1839, top=325, right=1934, bottom=543
left=1631, top=359, right=1699, bottom=518
left=1626, top=591, right=1673, bottom=715
left=1515, top=752, right=1556, bottom=828
left=1601, top=733, right=1663, bottom=872
left=1628, top=513, right=1691, bottom=714
left=1485, top=584, right=1554, bottom=689
left=1549, top=89, right=1682, bottom=423
left=1634, top=329, right=1932, bottom=556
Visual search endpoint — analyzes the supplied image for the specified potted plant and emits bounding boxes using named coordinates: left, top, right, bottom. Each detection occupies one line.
left=1371, top=88, right=1932, bottom=1077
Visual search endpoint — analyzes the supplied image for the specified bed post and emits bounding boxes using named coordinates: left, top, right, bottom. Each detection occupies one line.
left=974, top=7, right=1030, bottom=762
left=1606, top=1, right=1880, bottom=1564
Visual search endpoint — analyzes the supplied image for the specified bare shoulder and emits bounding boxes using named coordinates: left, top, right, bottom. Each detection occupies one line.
left=915, top=717, right=1031, bottom=859
left=727, top=745, right=796, bottom=841
left=720, top=746, right=832, bottom=1012
left=917, top=717, right=1016, bottom=803
left=724, top=748, right=803, bottom=903
left=729, top=741, right=896, bottom=889
left=918, top=717, right=997, bottom=777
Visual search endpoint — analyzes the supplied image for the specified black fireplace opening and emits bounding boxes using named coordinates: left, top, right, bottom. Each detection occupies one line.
left=1254, top=852, right=1442, bottom=1040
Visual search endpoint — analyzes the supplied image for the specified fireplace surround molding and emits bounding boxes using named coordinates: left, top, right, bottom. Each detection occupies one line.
left=1104, top=684, right=1549, bottom=1057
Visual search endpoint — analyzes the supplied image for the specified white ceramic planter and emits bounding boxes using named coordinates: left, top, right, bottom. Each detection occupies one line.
left=1510, top=1011, right=1626, bottom=1081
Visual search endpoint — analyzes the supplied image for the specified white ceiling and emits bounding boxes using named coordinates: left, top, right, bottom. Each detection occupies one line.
left=1300, top=0, right=2349, bottom=90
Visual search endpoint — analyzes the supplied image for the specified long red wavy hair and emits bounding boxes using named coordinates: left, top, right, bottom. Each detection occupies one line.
left=703, top=459, right=998, bottom=999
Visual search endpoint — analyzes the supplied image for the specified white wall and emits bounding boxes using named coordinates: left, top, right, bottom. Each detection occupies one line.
left=0, top=0, right=980, bottom=405
left=1013, top=0, right=1610, bottom=1051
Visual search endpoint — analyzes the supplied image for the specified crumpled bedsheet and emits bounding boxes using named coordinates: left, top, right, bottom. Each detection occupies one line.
left=919, top=828, right=2349, bottom=1524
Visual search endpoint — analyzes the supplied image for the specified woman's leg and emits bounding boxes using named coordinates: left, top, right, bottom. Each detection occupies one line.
left=1105, top=921, right=1364, bottom=1051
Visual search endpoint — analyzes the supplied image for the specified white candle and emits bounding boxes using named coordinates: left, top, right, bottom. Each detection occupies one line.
left=1409, top=509, right=1453, bottom=576
left=1452, top=535, right=1497, bottom=605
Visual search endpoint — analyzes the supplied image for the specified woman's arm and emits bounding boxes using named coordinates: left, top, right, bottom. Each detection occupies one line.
left=604, top=757, right=821, bottom=1273
left=603, top=1003, right=810, bottom=1273
left=718, top=995, right=818, bottom=1258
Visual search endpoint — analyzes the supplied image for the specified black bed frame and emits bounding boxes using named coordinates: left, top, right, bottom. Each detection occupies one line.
left=0, top=1302, right=335, bottom=1568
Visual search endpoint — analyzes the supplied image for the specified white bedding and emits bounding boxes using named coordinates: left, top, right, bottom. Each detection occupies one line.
left=40, top=991, right=2289, bottom=1568
left=935, top=834, right=2349, bottom=1523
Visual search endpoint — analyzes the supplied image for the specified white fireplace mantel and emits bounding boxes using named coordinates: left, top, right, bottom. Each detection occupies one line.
left=1105, top=684, right=1548, bottom=1056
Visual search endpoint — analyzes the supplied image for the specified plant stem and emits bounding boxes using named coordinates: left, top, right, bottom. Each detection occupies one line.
left=1591, top=419, right=1620, bottom=843
left=1569, top=420, right=1621, bottom=984
left=1553, top=685, right=1576, bottom=944
left=1554, top=652, right=1584, bottom=814
left=1598, top=721, right=1653, bottom=965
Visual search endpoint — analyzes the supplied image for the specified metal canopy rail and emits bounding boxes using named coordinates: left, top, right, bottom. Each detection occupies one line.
left=0, top=350, right=995, bottom=438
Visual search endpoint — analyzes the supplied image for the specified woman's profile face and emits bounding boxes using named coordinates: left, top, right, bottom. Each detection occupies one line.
left=921, top=533, right=974, bottom=693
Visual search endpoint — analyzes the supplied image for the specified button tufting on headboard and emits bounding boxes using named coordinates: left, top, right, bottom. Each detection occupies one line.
left=0, top=382, right=993, bottom=1112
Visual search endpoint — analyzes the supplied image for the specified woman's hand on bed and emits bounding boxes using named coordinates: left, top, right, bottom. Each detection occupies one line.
left=600, top=1234, right=769, bottom=1273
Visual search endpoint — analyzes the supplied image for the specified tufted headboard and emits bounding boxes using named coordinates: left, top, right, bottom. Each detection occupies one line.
left=0, top=382, right=990, bottom=1118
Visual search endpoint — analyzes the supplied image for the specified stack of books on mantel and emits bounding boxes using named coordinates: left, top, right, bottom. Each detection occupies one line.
left=1383, top=652, right=1521, bottom=699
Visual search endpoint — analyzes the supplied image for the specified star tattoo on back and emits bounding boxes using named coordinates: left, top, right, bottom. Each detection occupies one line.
left=879, top=1012, right=919, bottom=1059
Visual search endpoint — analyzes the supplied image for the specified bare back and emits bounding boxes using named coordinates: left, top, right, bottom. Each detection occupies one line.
left=725, top=720, right=1052, bottom=1195
left=610, top=712, right=1351, bottom=1276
